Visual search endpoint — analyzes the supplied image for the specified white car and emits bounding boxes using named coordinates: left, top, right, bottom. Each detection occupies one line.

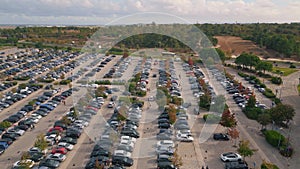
left=58, top=142, right=74, bottom=151
left=114, top=150, right=132, bottom=158
left=7, top=128, right=25, bottom=136
left=45, top=134, right=61, bottom=144
left=220, top=152, right=242, bottom=162
left=27, top=117, right=39, bottom=123
left=13, top=159, right=35, bottom=168
left=46, top=153, right=67, bottom=162
left=74, top=120, right=88, bottom=127
left=157, top=140, right=175, bottom=148
left=107, top=102, right=115, bottom=108
left=121, top=135, right=137, bottom=143
left=31, top=113, right=42, bottom=120
left=176, top=134, right=194, bottom=142
left=119, top=140, right=135, bottom=149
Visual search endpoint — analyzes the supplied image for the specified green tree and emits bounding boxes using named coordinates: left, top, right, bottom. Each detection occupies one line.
left=237, top=140, right=257, bottom=161
left=255, top=61, right=273, bottom=73
left=0, top=121, right=12, bottom=129
left=269, top=104, right=295, bottom=126
left=246, top=95, right=256, bottom=108
left=34, top=134, right=48, bottom=151
left=199, top=94, right=211, bottom=110
left=258, top=113, right=271, bottom=130
left=216, top=48, right=226, bottom=63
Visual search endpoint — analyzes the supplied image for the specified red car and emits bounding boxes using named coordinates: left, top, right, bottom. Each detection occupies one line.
left=51, top=147, right=67, bottom=154
left=48, top=126, right=63, bottom=133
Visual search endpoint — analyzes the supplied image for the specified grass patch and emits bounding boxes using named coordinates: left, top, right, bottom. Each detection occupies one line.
left=298, top=84, right=300, bottom=95
left=272, top=67, right=298, bottom=76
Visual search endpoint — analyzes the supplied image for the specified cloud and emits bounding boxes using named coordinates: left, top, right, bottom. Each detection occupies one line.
left=0, top=0, right=299, bottom=24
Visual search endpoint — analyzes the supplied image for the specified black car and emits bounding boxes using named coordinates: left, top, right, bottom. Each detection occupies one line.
left=121, top=130, right=140, bottom=138
left=213, top=133, right=230, bottom=141
left=4, top=116, right=20, bottom=123
left=60, top=137, right=77, bottom=145
left=39, top=159, right=60, bottom=168
left=29, top=151, right=44, bottom=162
left=91, top=149, right=110, bottom=158
left=2, top=133, right=19, bottom=141
left=14, top=125, right=30, bottom=131
left=225, top=161, right=248, bottom=169
left=85, top=156, right=109, bottom=169
left=158, top=122, right=171, bottom=129
left=112, top=156, right=133, bottom=167
left=157, top=161, right=176, bottom=169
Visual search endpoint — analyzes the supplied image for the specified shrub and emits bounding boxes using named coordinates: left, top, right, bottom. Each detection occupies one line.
left=0, top=121, right=12, bottom=129
left=271, top=77, right=282, bottom=85
left=263, top=88, right=276, bottom=98
left=289, top=64, right=296, bottom=68
left=60, top=79, right=71, bottom=85
left=263, top=130, right=286, bottom=148
left=238, top=72, right=247, bottom=77
left=243, top=107, right=262, bottom=120
left=95, top=80, right=111, bottom=85
left=261, top=160, right=280, bottom=169
left=279, top=146, right=293, bottom=157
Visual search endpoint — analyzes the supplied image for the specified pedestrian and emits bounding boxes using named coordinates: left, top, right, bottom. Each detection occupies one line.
left=206, top=166, right=209, bottom=169
left=202, top=166, right=205, bottom=169
left=32, top=124, right=35, bottom=129
left=63, top=100, right=66, bottom=105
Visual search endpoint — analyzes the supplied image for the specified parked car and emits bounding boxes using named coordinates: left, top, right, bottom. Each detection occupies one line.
left=112, top=156, right=133, bottom=167
left=225, top=161, right=248, bottom=169
left=46, top=153, right=67, bottom=162
left=220, top=152, right=242, bottom=162
left=213, top=133, right=230, bottom=141
left=13, top=159, right=35, bottom=168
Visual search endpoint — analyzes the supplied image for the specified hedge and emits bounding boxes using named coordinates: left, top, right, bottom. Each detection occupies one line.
left=263, top=88, right=276, bottom=98
left=263, top=130, right=286, bottom=148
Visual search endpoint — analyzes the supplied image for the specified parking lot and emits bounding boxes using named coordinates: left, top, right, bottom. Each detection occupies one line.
left=0, top=48, right=285, bottom=169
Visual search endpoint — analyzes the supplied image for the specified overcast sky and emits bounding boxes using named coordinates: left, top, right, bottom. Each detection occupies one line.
left=0, top=0, right=299, bottom=25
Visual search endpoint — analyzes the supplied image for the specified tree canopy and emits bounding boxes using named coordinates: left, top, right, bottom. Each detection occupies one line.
left=269, top=104, right=295, bottom=127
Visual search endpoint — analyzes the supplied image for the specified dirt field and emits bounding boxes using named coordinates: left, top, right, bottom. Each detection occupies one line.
left=215, top=36, right=275, bottom=58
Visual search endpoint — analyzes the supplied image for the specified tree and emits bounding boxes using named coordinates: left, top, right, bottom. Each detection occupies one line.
left=220, top=109, right=237, bottom=128
left=258, top=113, right=271, bottom=130
left=246, top=95, right=256, bottom=108
left=255, top=61, right=273, bottom=73
left=269, top=104, right=295, bottom=127
left=34, top=134, right=48, bottom=151
left=235, top=52, right=260, bottom=69
left=228, top=127, right=239, bottom=147
left=237, top=140, right=257, bottom=161
left=199, top=94, right=211, bottom=110
left=216, top=48, right=226, bottom=63
left=171, top=149, right=183, bottom=168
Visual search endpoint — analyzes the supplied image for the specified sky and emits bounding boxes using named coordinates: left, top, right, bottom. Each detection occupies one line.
left=0, top=0, right=299, bottom=25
